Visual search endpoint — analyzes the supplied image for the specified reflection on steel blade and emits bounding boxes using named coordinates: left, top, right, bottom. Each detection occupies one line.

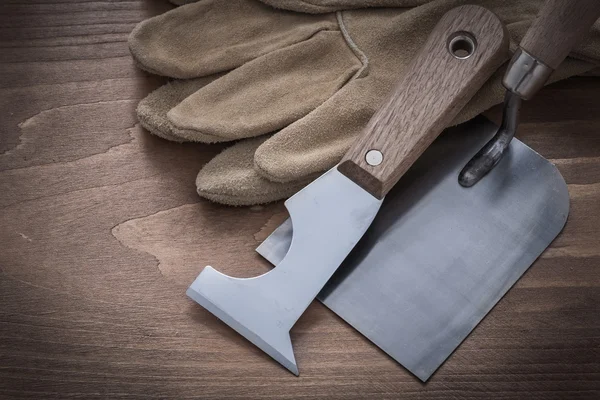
left=188, top=167, right=382, bottom=375
left=257, top=116, right=569, bottom=381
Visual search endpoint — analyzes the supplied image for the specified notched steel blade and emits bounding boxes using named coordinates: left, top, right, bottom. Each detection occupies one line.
left=257, top=116, right=569, bottom=381
left=188, top=168, right=382, bottom=375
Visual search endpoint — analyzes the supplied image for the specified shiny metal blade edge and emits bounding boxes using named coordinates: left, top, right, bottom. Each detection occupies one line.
left=256, top=116, right=569, bottom=381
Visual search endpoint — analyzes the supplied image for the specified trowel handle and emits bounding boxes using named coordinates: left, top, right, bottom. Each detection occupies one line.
left=338, top=5, right=508, bottom=199
left=504, top=0, right=600, bottom=99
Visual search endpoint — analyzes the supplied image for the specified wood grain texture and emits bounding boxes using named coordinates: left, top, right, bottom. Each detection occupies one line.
left=0, top=1, right=599, bottom=399
left=338, top=5, right=508, bottom=199
left=520, top=0, right=600, bottom=69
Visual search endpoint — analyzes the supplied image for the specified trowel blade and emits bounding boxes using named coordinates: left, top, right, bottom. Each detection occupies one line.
left=256, top=116, right=569, bottom=381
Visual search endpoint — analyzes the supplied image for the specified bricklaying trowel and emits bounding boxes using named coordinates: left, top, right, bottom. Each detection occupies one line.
left=187, top=5, right=509, bottom=375
left=255, top=0, right=600, bottom=381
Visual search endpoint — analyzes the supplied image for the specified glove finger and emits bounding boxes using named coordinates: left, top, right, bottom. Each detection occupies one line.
left=169, top=0, right=198, bottom=5
left=167, top=29, right=362, bottom=141
left=137, top=75, right=229, bottom=143
left=196, top=136, right=310, bottom=206
left=254, top=78, right=375, bottom=183
left=129, top=0, right=337, bottom=78
left=255, top=56, right=596, bottom=184
left=259, top=0, right=431, bottom=14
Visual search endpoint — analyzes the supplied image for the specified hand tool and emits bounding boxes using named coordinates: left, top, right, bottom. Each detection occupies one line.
left=187, top=5, right=508, bottom=375
left=257, top=0, right=600, bottom=381
left=257, top=115, right=569, bottom=381
left=460, top=0, right=600, bottom=186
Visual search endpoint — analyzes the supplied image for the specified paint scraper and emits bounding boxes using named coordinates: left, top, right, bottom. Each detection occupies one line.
left=257, top=0, right=600, bottom=381
left=187, top=4, right=509, bottom=375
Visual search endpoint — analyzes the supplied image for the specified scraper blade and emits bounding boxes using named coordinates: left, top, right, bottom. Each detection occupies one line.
left=257, top=116, right=569, bottom=381
left=187, top=5, right=509, bottom=375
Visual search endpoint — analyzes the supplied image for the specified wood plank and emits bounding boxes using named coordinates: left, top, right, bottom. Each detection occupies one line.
left=0, top=1, right=598, bottom=399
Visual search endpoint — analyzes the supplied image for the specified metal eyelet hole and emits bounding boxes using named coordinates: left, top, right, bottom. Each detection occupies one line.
left=448, top=32, right=476, bottom=59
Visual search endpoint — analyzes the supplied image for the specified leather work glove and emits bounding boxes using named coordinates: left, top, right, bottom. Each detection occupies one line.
left=130, top=0, right=600, bottom=206
left=261, top=0, right=431, bottom=13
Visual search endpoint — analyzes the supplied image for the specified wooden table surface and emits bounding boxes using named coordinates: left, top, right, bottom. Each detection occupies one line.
left=1, top=1, right=599, bottom=399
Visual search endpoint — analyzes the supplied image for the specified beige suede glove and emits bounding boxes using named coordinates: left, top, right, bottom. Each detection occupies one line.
left=260, top=0, right=431, bottom=13
left=130, top=0, right=600, bottom=206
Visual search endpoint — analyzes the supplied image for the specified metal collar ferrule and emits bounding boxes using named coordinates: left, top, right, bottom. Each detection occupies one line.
left=502, top=48, right=553, bottom=100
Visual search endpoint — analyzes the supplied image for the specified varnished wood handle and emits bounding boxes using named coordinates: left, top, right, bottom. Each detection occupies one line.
left=338, top=5, right=508, bottom=199
left=521, top=0, right=600, bottom=70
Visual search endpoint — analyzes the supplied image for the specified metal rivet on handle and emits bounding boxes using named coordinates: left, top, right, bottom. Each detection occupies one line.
left=365, top=150, right=383, bottom=166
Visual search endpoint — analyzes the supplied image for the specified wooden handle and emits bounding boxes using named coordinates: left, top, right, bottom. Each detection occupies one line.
left=521, top=0, right=600, bottom=70
left=338, top=5, right=508, bottom=199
